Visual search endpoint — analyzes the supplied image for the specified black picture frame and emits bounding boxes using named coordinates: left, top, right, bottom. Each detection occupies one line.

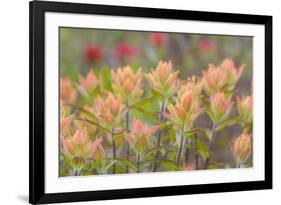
left=29, top=0, right=272, bottom=204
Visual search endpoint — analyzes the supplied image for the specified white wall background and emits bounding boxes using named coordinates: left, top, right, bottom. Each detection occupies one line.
left=0, top=0, right=279, bottom=204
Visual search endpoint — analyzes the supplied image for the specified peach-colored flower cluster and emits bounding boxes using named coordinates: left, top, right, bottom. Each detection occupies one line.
left=203, top=58, right=244, bottom=94
left=146, top=61, right=179, bottom=98
left=112, top=66, right=143, bottom=105
left=93, top=94, right=126, bottom=129
left=60, top=59, right=253, bottom=176
left=126, top=119, right=159, bottom=153
left=61, top=127, right=105, bottom=172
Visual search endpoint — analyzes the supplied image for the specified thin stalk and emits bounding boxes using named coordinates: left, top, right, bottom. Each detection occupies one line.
left=195, top=153, right=199, bottom=170
left=204, top=123, right=217, bottom=169
left=136, top=152, right=141, bottom=173
left=74, top=168, right=80, bottom=176
left=112, top=129, right=116, bottom=174
left=185, top=138, right=190, bottom=165
left=153, top=100, right=166, bottom=172
left=236, top=161, right=244, bottom=168
left=236, top=162, right=241, bottom=168
left=125, top=104, right=130, bottom=173
left=195, top=133, right=199, bottom=170
left=176, top=127, right=185, bottom=167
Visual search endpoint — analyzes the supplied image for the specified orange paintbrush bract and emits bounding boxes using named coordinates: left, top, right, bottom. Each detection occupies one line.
left=126, top=119, right=159, bottom=153
left=111, top=66, right=143, bottom=104
left=203, top=58, right=244, bottom=95
left=79, top=70, right=99, bottom=93
left=237, top=95, right=253, bottom=124
left=210, top=92, right=232, bottom=123
left=233, top=133, right=252, bottom=164
left=146, top=60, right=179, bottom=98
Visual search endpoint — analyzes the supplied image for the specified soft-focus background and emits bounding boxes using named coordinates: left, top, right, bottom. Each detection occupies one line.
left=60, top=28, right=252, bottom=97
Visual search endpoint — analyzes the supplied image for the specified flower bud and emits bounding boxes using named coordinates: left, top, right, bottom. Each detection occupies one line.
left=237, top=96, right=253, bottom=124
left=210, top=92, right=232, bottom=122
left=233, top=133, right=251, bottom=164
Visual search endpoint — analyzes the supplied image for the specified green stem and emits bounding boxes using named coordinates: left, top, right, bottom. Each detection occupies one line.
left=74, top=168, right=80, bottom=176
left=185, top=138, right=190, bottom=165
left=125, top=104, right=130, bottom=173
left=195, top=134, right=199, bottom=170
left=137, top=152, right=141, bottom=173
left=204, top=123, right=217, bottom=169
left=153, top=100, right=166, bottom=172
left=112, top=129, right=116, bottom=174
left=236, top=162, right=241, bottom=168
left=176, top=127, right=185, bottom=167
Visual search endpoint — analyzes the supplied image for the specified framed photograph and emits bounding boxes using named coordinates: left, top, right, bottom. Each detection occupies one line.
left=29, top=0, right=272, bottom=204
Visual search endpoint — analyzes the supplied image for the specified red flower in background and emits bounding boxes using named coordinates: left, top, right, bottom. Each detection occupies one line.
left=149, top=32, right=166, bottom=47
left=83, top=45, right=102, bottom=62
left=198, top=38, right=215, bottom=53
left=114, top=42, right=137, bottom=60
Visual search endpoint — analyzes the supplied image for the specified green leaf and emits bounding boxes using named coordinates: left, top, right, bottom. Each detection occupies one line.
left=100, top=68, right=112, bottom=91
left=84, top=160, right=96, bottom=171
left=154, top=159, right=178, bottom=170
left=133, top=97, right=155, bottom=107
left=76, top=107, right=97, bottom=120
left=200, top=96, right=216, bottom=123
left=197, top=148, right=209, bottom=161
left=243, top=123, right=253, bottom=133
left=216, top=117, right=240, bottom=132
left=196, top=141, right=209, bottom=161
left=142, top=159, right=178, bottom=170
left=114, top=158, right=138, bottom=171
left=131, top=106, right=158, bottom=123
left=151, top=89, right=164, bottom=101
left=104, top=160, right=117, bottom=172
left=241, top=163, right=253, bottom=168
left=77, top=118, right=111, bottom=133
left=112, top=133, right=124, bottom=141
left=184, top=128, right=210, bottom=140
left=143, top=145, right=174, bottom=158
left=159, top=122, right=169, bottom=129
left=168, top=127, right=176, bottom=144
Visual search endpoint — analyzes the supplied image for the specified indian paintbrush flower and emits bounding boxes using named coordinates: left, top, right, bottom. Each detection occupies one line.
left=210, top=92, right=232, bottom=123
left=233, top=133, right=251, bottom=165
left=179, top=76, right=203, bottom=97
left=203, top=58, right=244, bottom=95
left=111, top=66, right=143, bottom=105
left=126, top=118, right=159, bottom=153
left=60, top=78, right=77, bottom=104
left=146, top=60, right=179, bottom=98
left=165, top=90, right=203, bottom=132
left=61, top=127, right=90, bottom=170
left=237, top=95, right=253, bottom=125
left=60, top=111, right=73, bottom=136
left=90, top=138, right=105, bottom=165
left=93, top=93, right=126, bottom=129
left=78, top=70, right=99, bottom=93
